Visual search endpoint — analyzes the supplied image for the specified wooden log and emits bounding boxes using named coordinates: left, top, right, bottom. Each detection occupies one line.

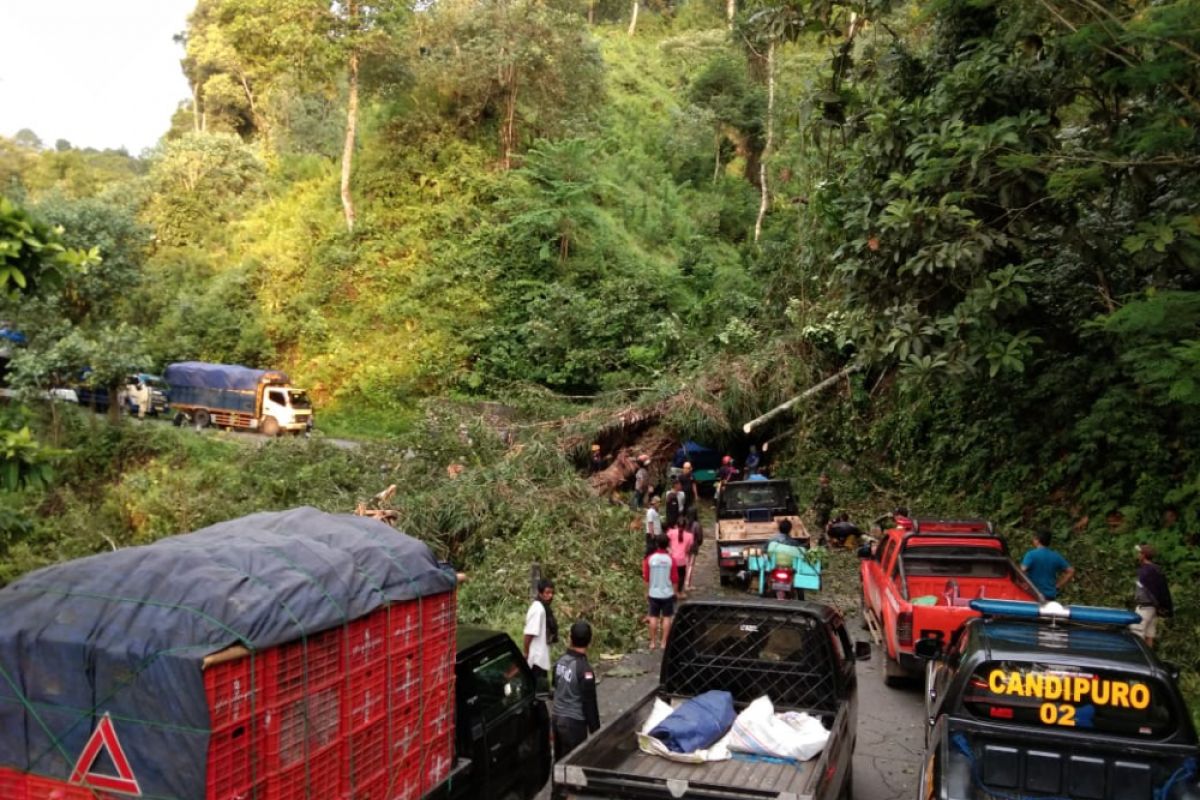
left=741, top=364, right=861, bottom=434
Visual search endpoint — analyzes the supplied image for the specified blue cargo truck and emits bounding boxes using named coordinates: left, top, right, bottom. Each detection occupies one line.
left=165, top=361, right=314, bottom=435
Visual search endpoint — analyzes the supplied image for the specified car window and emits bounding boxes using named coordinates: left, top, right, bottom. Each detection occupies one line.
left=468, top=647, right=531, bottom=723
left=267, top=389, right=286, bottom=405
left=904, top=555, right=1011, bottom=578
left=960, top=660, right=1176, bottom=737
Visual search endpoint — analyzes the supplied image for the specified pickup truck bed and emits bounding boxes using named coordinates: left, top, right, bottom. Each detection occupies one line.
left=554, top=600, right=862, bottom=800
left=567, top=691, right=835, bottom=796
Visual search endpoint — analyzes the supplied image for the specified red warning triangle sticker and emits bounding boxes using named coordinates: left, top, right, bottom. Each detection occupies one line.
left=69, top=713, right=142, bottom=796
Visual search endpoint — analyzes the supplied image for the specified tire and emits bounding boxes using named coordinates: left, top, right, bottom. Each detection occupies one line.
left=172, top=412, right=186, bottom=427
left=719, top=573, right=730, bottom=587
left=883, top=654, right=905, bottom=688
left=194, top=409, right=210, bottom=429
left=261, top=417, right=280, bottom=437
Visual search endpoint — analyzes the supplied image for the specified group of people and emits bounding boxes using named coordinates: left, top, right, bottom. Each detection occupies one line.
left=1018, top=529, right=1173, bottom=647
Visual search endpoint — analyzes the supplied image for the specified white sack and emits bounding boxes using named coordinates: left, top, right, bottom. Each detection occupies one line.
left=727, top=696, right=829, bottom=761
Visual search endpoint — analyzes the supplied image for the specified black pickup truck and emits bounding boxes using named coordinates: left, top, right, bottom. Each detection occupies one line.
left=434, top=626, right=552, bottom=800
left=552, top=599, right=868, bottom=800
left=915, top=601, right=1200, bottom=800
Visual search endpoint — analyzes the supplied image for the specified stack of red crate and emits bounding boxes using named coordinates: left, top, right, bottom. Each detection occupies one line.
left=0, top=591, right=457, bottom=800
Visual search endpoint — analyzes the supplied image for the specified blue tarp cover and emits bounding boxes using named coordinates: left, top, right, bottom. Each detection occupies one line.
left=0, top=507, right=456, bottom=799
left=164, top=361, right=286, bottom=391
left=649, top=690, right=736, bottom=753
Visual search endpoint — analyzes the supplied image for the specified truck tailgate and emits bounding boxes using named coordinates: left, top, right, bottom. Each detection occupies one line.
left=556, top=691, right=830, bottom=799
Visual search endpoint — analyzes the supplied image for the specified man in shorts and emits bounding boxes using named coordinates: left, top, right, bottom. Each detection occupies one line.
left=643, top=533, right=676, bottom=650
left=1132, top=544, right=1173, bottom=647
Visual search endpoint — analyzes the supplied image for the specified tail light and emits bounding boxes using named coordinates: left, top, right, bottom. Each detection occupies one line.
left=989, top=706, right=1014, bottom=719
left=897, top=611, right=914, bottom=647
left=772, top=569, right=792, bottom=582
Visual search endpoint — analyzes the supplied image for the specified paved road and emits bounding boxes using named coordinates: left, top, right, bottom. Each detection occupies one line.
left=549, top=520, right=926, bottom=799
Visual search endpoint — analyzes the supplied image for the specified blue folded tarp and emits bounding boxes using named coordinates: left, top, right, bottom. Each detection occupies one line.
left=650, top=690, right=736, bottom=753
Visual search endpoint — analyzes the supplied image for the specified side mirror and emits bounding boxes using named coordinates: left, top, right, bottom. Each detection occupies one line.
left=914, top=638, right=943, bottom=661
left=854, top=641, right=872, bottom=661
left=857, top=544, right=873, bottom=559
left=1164, top=660, right=1181, bottom=682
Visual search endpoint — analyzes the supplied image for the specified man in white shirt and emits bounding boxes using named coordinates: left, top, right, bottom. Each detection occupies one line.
left=523, top=579, right=557, bottom=689
left=644, top=496, right=663, bottom=555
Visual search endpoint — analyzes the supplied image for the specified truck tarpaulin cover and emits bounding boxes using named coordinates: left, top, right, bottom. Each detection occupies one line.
left=0, top=507, right=457, bottom=799
left=164, top=361, right=287, bottom=390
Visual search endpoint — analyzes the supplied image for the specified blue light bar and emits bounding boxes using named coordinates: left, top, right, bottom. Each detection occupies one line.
left=969, top=599, right=1141, bottom=626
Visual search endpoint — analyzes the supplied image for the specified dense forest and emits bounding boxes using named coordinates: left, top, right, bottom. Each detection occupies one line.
left=1, top=0, right=1198, bottom=695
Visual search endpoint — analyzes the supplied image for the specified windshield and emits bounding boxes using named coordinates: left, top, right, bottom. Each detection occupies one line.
left=289, top=390, right=312, bottom=409
left=961, top=660, right=1176, bottom=738
left=720, top=483, right=792, bottom=513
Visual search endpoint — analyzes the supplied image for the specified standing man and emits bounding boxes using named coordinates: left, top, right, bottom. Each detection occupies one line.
left=523, top=579, right=557, bottom=690
left=643, top=534, right=676, bottom=650
left=589, top=444, right=607, bottom=474
left=631, top=454, right=650, bottom=510
left=1021, top=530, right=1075, bottom=600
left=678, top=462, right=699, bottom=511
left=810, top=474, right=835, bottom=537
left=1132, top=544, right=1173, bottom=647
left=744, top=444, right=761, bottom=473
left=644, top=496, right=663, bottom=555
left=552, top=620, right=600, bottom=760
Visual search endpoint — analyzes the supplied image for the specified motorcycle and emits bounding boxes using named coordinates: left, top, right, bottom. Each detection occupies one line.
left=745, top=545, right=821, bottom=600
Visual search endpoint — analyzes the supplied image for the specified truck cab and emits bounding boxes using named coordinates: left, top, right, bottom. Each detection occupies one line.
left=917, top=601, right=1200, bottom=800
left=447, top=627, right=551, bottom=800
left=859, top=517, right=1041, bottom=686
left=261, top=384, right=313, bottom=434
left=715, top=479, right=801, bottom=585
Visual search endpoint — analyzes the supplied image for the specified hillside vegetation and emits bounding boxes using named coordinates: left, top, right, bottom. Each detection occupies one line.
left=1, top=0, right=1198, bottom=695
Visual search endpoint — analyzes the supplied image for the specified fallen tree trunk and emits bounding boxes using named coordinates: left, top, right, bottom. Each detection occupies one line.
left=742, top=364, right=861, bottom=434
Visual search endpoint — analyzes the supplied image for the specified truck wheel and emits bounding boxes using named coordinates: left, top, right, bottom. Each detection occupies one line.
left=172, top=413, right=186, bottom=427
left=261, top=417, right=280, bottom=437
left=883, top=654, right=905, bottom=688
left=194, top=410, right=210, bottom=429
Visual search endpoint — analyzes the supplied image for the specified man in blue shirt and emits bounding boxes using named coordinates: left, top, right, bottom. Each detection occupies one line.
left=1021, top=530, right=1075, bottom=600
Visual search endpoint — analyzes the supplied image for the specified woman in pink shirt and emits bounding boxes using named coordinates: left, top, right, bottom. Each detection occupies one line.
left=665, top=524, right=694, bottom=596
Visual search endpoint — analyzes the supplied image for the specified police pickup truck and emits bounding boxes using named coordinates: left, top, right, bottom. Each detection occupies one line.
left=915, top=599, right=1200, bottom=800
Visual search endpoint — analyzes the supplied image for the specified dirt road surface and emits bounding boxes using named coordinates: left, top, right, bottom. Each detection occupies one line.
left=541, top=517, right=925, bottom=799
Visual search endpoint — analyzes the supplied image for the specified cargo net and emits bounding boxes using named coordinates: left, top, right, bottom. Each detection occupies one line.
left=663, top=605, right=841, bottom=714
left=0, top=590, right=457, bottom=800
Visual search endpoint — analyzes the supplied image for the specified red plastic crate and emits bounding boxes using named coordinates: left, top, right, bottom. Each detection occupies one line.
left=264, top=627, right=344, bottom=705
left=347, top=611, right=387, bottom=669
left=0, top=769, right=27, bottom=800
left=388, top=645, right=422, bottom=710
left=345, top=660, right=389, bottom=731
left=421, top=679, right=454, bottom=739
left=25, top=775, right=94, bottom=800
left=420, top=594, right=455, bottom=636
left=419, top=732, right=454, bottom=796
left=386, top=602, right=420, bottom=655
left=347, top=769, right=397, bottom=800
left=205, top=654, right=265, bottom=729
left=345, top=718, right=388, bottom=791
left=382, top=762, right=422, bottom=800
left=207, top=718, right=258, bottom=799
left=261, top=741, right=341, bottom=800
left=420, top=630, right=455, bottom=681
left=387, top=701, right=422, bottom=767
left=260, top=684, right=342, bottom=772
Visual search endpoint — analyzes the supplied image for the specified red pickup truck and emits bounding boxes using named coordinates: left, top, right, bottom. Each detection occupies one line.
left=858, top=517, right=1042, bottom=686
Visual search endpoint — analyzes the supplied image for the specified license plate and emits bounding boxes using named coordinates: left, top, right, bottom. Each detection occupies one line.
left=771, top=581, right=793, bottom=592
